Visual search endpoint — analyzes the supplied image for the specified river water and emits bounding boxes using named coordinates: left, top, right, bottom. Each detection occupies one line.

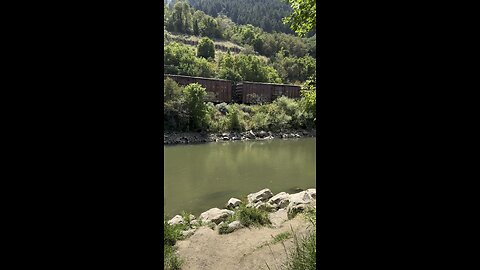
left=164, top=137, right=316, bottom=217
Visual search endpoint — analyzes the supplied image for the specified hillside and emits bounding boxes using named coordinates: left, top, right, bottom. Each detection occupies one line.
left=188, top=0, right=294, bottom=34
left=164, top=0, right=316, bottom=84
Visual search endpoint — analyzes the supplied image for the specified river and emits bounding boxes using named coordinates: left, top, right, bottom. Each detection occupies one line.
left=164, top=137, right=316, bottom=217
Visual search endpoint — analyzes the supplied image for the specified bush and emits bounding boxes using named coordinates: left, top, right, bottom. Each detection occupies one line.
left=164, top=244, right=182, bottom=270
left=236, top=206, right=271, bottom=227
left=183, top=83, right=208, bottom=130
left=197, top=37, right=215, bottom=59
left=281, top=208, right=316, bottom=270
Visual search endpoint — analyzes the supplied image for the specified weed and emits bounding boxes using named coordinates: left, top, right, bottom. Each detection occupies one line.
left=236, top=205, right=271, bottom=227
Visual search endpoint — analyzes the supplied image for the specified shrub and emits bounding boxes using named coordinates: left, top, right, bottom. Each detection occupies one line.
left=164, top=245, right=182, bottom=270
left=183, top=83, right=208, bottom=130
left=236, top=206, right=271, bottom=227
left=197, top=37, right=215, bottom=59
left=226, top=104, right=246, bottom=131
left=281, top=208, right=316, bottom=270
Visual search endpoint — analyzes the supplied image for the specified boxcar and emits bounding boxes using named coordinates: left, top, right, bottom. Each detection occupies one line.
left=164, top=74, right=233, bottom=103
left=236, top=81, right=301, bottom=104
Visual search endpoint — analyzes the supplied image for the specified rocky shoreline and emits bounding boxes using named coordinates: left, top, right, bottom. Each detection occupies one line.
left=164, top=129, right=316, bottom=145
left=166, top=187, right=316, bottom=237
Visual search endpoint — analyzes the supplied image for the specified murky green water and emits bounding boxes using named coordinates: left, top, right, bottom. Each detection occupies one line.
left=164, top=137, right=316, bottom=217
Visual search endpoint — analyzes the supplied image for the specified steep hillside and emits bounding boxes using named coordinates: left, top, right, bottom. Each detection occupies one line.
left=188, top=0, right=294, bottom=34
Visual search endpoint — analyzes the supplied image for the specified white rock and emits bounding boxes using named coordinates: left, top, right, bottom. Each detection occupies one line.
left=228, top=220, right=243, bottom=231
left=226, top=198, right=242, bottom=209
left=268, top=209, right=288, bottom=228
left=268, top=192, right=290, bottom=209
left=199, top=208, right=234, bottom=224
left=247, top=188, right=274, bottom=204
left=306, top=188, right=316, bottom=199
left=181, top=228, right=196, bottom=238
left=286, top=190, right=316, bottom=219
left=167, top=215, right=184, bottom=225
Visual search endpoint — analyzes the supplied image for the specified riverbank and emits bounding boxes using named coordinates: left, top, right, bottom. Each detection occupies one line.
left=164, top=188, right=316, bottom=270
left=164, top=129, right=316, bottom=145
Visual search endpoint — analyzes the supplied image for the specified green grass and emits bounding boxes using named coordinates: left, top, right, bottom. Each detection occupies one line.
left=236, top=205, right=271, bottom=227
left=271, top=232, right=292, bottom=244
left=164, top=220, right=189, bottom=270
left=282, top=229, right=316, bottom=270
left=282, top=209, right=316, bottom=270
left=164, top=244, right=182, bottom=270
left=218, top=222, right=232, bottom=235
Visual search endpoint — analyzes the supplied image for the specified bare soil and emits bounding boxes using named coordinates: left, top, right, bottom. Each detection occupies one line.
left=175, top=211, right=314, bottom=270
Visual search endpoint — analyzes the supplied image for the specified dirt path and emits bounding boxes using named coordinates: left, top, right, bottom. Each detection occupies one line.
left=175, top=210, right=314, bottom=270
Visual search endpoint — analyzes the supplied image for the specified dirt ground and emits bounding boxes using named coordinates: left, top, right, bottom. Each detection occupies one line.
left=175, top=210, right=314, bottom=270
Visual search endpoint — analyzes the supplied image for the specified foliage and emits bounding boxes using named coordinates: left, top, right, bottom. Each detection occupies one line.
left=165, top=82, right=316, bottom=132
left=183, top=83, right=208, bottom=130
left=164, top=42, right=216, bottom=77
left=164, top=245, right=182, bottom=270
left=283, top=0, right=316, bottom=37
left=189, top=0, right=295, bottom=34
left=164, top=219, right=187, bottom=270
left=235, top=205, right=271, bottom=227
left=197, top=37, right=215, bottom=59
left=218, top=222, right=232, bottom=235
left=300, top=75, right=316, bottom=125
left=281, top=209, right=316, bottom=270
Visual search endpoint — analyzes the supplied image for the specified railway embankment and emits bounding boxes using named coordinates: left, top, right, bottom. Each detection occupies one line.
left=163, top=129, right=316, bottom=145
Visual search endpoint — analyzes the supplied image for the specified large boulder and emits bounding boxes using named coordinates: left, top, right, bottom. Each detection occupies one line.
left=199, top=208, right=234, bottom=224
left=247, top=188, right=274, bottom=205
left=226, top=198, right=242, bottom=209
left=268, top=208, right=288, bottom=228
left=306, top=188, right=316, bottom=199
left=268, top=192, right=291, bottom=209
left=167, top=215, right=184, bottom=225
left=286, top=189, right=316, bottom=219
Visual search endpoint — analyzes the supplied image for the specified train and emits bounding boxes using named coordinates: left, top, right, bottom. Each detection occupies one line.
left=164, top=74, right=301, bottom=104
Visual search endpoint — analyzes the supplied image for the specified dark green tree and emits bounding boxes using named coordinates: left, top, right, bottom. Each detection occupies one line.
left=197, top=37, right=215, bottom=59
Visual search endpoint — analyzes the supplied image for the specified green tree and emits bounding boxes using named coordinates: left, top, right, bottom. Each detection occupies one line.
left=183, top=83, right=208, bottom=130
left=283, top=0, right=316, bottom=37
left=197, top=37, right=215, bottom=59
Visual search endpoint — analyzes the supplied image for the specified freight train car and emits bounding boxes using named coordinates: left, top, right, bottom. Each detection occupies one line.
left=163, top=74, right=301, bottom=104
left=235, top=81, right=301, bottom=104
left=164, top=74, right=233, bottom=103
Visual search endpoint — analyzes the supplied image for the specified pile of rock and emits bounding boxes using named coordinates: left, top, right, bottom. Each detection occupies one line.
left=167, top=187, right=316, bottom=238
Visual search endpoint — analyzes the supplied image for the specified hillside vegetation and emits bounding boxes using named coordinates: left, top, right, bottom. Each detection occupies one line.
left=187, top=0, right=297, bottom=34
left=164, top=0, right=315, bottom=84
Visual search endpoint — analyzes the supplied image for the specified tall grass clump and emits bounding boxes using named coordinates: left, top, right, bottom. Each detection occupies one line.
left=282, top=208, right=316, bottom=270
left=164, top=220, right=188, bottom=270
left=236, top=205, right=271, bottom=227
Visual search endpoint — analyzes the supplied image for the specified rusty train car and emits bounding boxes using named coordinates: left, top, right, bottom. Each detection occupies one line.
left=164, top=74, right=301, bottom=104
left=164, top=74, right=233, bottom=103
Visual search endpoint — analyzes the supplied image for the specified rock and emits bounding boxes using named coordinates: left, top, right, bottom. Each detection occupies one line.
left=246, top=130, right=256, bottom=139
left=286, top=190, right=316, bottom=219
left=189, top=214, right=196, bottom=221
left=268, top=209, right=288, bottom=227
left=181, top=228, right=196, bottom=238
left=247, top=188, right=274, bottom=204
left=199, top=208, right=234, bottom=224
left=167, top=215, right=184, bottom=225
left=287, top=203, right=310, bottom=219
left=306, top=188, right=316, bottom=199
left=226, top=198, right=242, bottom=209
left=228, top=220, right=243, bottom=231
left=223, top=136, right=230, bottom=140
left=268, top=192, right=291, bottom=209
left=289, top=191, right=314, bottom=205
left=257, top=130, right=267, bottom=138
